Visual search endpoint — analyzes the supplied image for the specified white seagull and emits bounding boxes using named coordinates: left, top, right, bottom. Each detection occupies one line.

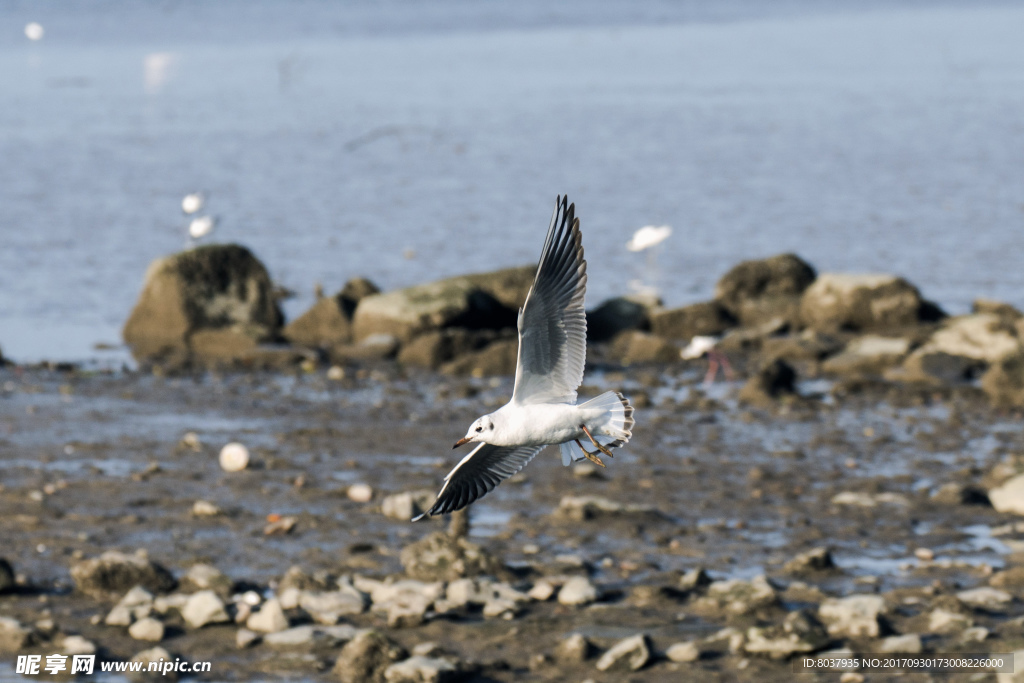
left=414, top=196, right=635, bottom=520
left=626, top=225, right=671, bottom=252
left=182, top=192, right=205, bottom=215
left=188, top=215, right=217, bottom=240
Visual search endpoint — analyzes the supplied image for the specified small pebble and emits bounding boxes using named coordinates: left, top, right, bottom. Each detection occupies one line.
left=347, top=483, right=373, bottom=503
left=914, top=547, right=935, bottom=561
left=192, top=500, right=221, bottom=517
left=327, top=366, right=345, bottom=380
left=219, top=443, right=250, bottom=472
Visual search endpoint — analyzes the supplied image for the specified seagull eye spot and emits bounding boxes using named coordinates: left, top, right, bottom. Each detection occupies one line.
left=475, top=427, right=482, bottom=432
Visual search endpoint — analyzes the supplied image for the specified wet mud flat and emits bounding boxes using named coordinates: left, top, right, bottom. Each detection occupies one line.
left=2, top=364, right=1024, bottom=681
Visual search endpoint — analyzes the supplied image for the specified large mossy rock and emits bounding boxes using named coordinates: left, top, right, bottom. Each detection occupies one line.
left=123, top=245, right=283, bottom=364
left=352, top=266, right=533, bottom=343
left=714, top=254, right=817, bottom=328
left=283, top=277, right=380, bottom=349
left=587, top=297, right=653, bottom=342
left=799, top=273, right=943, bottom=332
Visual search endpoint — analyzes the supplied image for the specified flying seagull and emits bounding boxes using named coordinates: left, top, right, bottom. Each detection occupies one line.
left=413, top=196, right=635, bottom=520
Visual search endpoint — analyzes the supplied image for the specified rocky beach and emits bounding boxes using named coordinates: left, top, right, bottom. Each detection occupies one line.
left=4, top=246, right=1024, bottom=681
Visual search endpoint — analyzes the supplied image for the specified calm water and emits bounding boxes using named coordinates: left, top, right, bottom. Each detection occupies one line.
left=2, top=0, right=1023, bottom=362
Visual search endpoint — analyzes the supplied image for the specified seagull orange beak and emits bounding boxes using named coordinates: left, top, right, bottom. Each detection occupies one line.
left=453, top=436, right=472, bottom=449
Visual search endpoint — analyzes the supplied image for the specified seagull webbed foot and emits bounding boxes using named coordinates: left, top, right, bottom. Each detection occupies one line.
left=580, top=424, right=615, bottom=459
left=574, top=439, right=606, bottom=467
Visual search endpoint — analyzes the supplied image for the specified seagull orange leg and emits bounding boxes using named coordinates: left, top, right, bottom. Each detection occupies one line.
left=574, top=439, right=606, bottom=467
left=580, top=424, right=615, bottom=459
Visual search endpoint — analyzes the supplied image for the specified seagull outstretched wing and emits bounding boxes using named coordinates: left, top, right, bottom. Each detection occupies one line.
left=413, top=443, right=544, bottom=520
left=511, top=195, right=588, bottom=405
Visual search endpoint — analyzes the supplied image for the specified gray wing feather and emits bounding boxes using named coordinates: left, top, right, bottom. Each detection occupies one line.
left=413, top=443, right=544, bottom=520
left=511, top=195, right=588, bottom=404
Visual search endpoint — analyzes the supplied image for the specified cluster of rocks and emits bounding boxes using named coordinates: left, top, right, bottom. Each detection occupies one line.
left=116, top=243, right=1024, bottom=407
left=7, top=532, right=1024, bottom=679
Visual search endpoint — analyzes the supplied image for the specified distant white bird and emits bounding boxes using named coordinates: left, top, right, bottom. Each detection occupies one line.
left=188, top=215, right=216, bottom=240
left=626, top=225, right=671, bottom=252
left=414, top=196, right=635, bottom=520
left=681, top=335, right=734, bottom=385
left=181, top=192, right=205, bottom=215
left=24, top=23, right=44, bottom=41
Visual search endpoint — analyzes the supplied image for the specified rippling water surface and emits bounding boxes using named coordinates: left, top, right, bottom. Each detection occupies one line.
left=2, top=0, right=1023, bottom=362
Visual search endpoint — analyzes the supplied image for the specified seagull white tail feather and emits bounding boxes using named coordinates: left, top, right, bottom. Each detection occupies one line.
left=580, top=390, right=634, bottom=449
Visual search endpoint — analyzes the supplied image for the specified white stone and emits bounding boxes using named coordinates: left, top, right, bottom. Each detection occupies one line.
left=990, top=475, right=1024, bottom=516
left=236, top=628, right=260, bottom=648
left=818, top=595, right=887, bottom=638
left=876, top=634, right=921, bottom=653
left=557, top=576, right=599, bottom=606
left=528, top=580, right=556, bottom=602
left=347, top=484, right=374, bottom=503
left=60, top=635, right=96, bottom=656
left=192, top=500, right=221, bottom=516
left=956, top=587, right=1013, bottom=610
left=595, top=634, right=651, bottom=672
left=299, top=590, right=366, bottom=624
left=218, top=442, right=249, bottom=472
left=925, top=313, right=1021, bottom=363
left=181, top=590, right=231, bottom=629
left=961, top=626, right=990, bottom=643
left=831, top=492, right=877, bottom=507
left=384, top=655, right=458, bottom=683
left=246, top=598, right=289, bottom=633
left=929, top=608, right=973, bottom=633
left=666, top=641, right=702, bottom=662
left=381, top=491, right=435, bottom=520
left=128, top=617, right=165, bottom=642
left=482, top=598, right=519, bottom=619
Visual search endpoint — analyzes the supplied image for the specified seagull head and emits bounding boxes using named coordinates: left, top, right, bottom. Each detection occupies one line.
left=454, top=415, right=496, bottom=448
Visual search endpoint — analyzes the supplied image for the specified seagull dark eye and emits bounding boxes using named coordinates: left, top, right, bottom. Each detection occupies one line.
left=475, top=426, right=482, bottom=432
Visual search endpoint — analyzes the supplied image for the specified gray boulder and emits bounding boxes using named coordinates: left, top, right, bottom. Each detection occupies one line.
left=899, top=313, right=1021, bottom=384
left=595, top=634, right=651, bottom=672
left=123, top=244, right=283, bottom=364
left=399, top=532, right=499, bottom=582
left=70, top=551, right=176, bottom=600
left=283, top=277, right=380, bottom=348
left=739, top=358, right=797, bottom=405
left=383, top=655, right=462, bottom=683
left=820, top=335, right=911, bottom=377
left=333, top=630, right=407, bottom=683
left=397, top=329, right=483, bottom=369
left=352, top=266, right=533, bottom=343
left=439, top=338, right=518, bottom=377
left=607, top=330, right=678, bottom=365
left=818, top=594, right=888, bottom=638
left=744, top=610, right=830, bottom=659
left=982, top=352, right=1024, bottom=407
left=650, top=301, right=735, bottom=340
left=714, top=254, right=816, bottom=328
left=800, top=273, right=943, bottom=332
left=587, top=297, right=652, bottom=342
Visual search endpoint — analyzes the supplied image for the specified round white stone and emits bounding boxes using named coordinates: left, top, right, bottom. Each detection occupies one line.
left=219, top=443, right=250, bottom=472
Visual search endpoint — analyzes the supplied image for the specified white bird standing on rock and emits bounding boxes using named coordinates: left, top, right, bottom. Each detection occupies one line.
left=188, top=215, right=217, bottom=241
left=181, top=192, right=205, bottom=215
left=414, top=196, right=635, bottom=520
left=681, top=335, right=734, bottom=385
